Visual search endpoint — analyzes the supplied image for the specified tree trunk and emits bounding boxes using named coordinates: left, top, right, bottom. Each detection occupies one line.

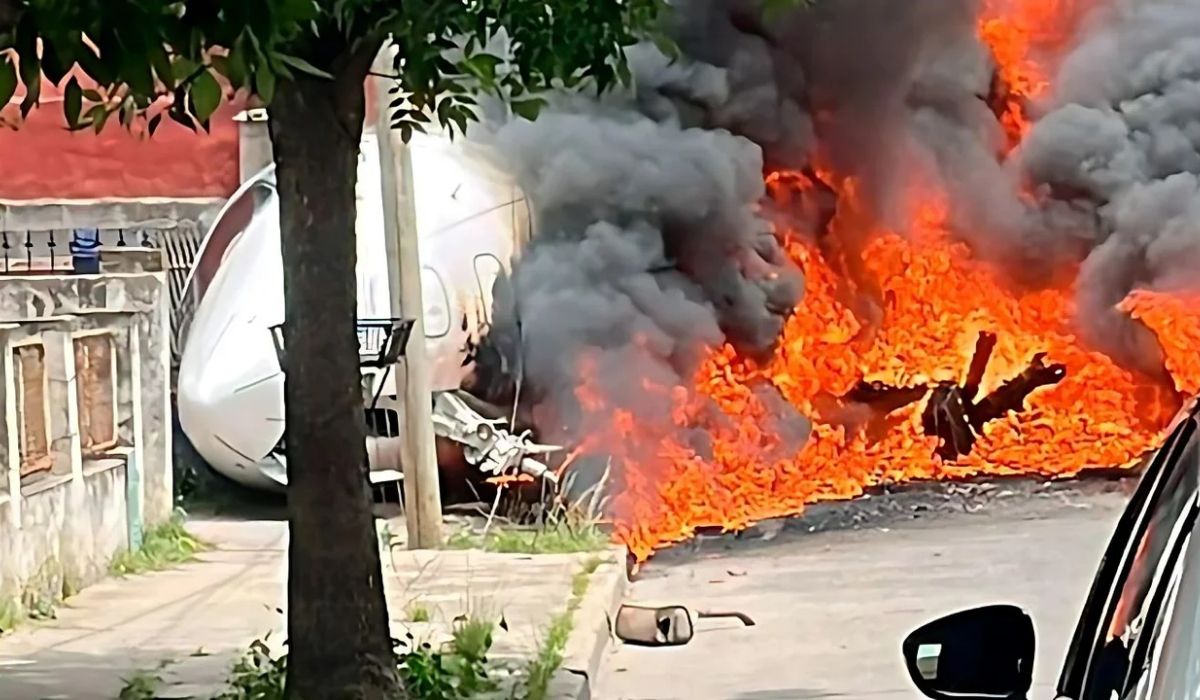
left=268, top=66, right=401, bottom=699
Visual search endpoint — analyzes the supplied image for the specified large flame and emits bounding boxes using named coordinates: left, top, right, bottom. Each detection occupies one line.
left=593, top=178, right=1186, bottom=562
left=560, top=0, right=1200, bottom=564
left=977, top=0, right=1098, bottom=147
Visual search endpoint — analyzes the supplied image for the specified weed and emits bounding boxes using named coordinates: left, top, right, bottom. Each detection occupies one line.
left=447, top=510, right=608, bottom=555
left=573, top=557, right=603, bottom=597
left=450, top=465, right=612, bottom=555
left=117, top=670, right=162, bottom=700
left=450, top=616, right=493, bottom=666
left=397, top=614, right=498, bottom=699
left=378, top=521, right=398, bottom=551
left=220, top=614, right=500, bottom=700
left=24, top=594, right=55, bottom=621
left=110, top=510, right=208, bottom=577
left=521, top=558, right=602, bottom=700
left=446, top=529, right=479, bottom=550
left=213, top=638, right=285, bottom=700
left=0, top=597, right=18, bottom=634
left=406, top=600, right=432, bottom=623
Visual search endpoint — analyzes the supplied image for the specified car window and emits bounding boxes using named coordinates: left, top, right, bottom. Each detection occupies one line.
left=1127, top=528, right=1193, bottom=700
left=1082, top=424, right=1199, bottom=700
left=1142, top=514, right=1200, bottom=699
left=1060, top=416, right=1198, bottom=698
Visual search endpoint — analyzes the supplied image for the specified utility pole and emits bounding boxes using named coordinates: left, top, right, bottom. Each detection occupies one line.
left=372, top=47, right=443, bottom=548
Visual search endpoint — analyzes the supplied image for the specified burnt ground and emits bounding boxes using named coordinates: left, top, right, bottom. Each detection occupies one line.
left=602, top=475, right=1137, bottom=700
left=645, top=472, right=1138, bottom=570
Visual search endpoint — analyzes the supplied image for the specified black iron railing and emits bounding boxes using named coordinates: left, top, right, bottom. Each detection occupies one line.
left=270, top=318, right=417, bottom=371
left=0, top=228, right=159, bottom=275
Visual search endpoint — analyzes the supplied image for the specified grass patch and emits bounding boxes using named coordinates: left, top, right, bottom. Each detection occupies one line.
left=405, top=600, right=432, bottom=623
left=522, top=557, right=604, bottom=700
left=214, top=638, right=286, bottom=700
left=447, top=521, right=608, bottom=554
left=117, top=670, right=162, bottom=700
left=398, top=613, right=498, bottom=699
left=117, top=660, right=175, bottom=700
left=0, top=598, right=18, bottom=634
left=219, top=614, right=502, bottom=700
left=110, top=510, right=208, bottom=577
left=450, top=467, right=613, bottom=555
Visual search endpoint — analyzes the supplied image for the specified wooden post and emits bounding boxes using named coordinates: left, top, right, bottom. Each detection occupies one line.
left=371, top=46, right=443, bottom=548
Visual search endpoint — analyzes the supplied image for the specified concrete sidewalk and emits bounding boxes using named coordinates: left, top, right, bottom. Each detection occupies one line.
left=0, top=518, right=626, bottom=700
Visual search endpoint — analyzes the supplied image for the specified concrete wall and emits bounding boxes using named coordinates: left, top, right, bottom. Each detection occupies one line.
left=0, top=69, right=240, bottom=201
left=0, top=255, right=172, bottom=619
left=0, top=201, right=222, bottom=368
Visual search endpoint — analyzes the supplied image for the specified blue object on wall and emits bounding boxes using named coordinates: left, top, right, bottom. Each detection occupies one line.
left=70, top=229, right=102, bottom=274
left=125, top=449, right=144, bottom=552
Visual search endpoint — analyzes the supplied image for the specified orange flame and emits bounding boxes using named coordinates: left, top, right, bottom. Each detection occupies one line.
left=571, top=177, right=1189, bottom=563
left=554, top=0, right=1196, bottom=564
left=977, top=0, right=1099, bottom=147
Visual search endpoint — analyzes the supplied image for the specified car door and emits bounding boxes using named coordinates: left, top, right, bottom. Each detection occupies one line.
left=1132, top=496, right=1200, bottom=699
left=1055, top=407, right=1200, bottom=700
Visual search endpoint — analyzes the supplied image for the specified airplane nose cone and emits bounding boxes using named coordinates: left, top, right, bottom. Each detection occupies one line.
left=177, top=313, right=285, bottom=472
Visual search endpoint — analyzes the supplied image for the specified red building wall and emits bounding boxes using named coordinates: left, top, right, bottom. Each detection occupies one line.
left=0, top=73, right=241, bottom=201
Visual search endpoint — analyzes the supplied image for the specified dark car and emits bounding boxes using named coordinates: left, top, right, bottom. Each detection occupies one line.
left=902, top=398, right=1200, bottom=700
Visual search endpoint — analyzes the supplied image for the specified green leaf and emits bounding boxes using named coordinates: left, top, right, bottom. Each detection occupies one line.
left=172, top=57, right=200, bottom=82
left=118, top=102, right=131, bottom=127
left=226, top=41, right=249, bottom=89
left=39, top=40, right=67, bottom=86
left=254, top=56, right=276, bottom=104
left=150, top=45, right=175, bottom=91
left=649, top=31, right=681, bottom=61
left=615, top=59, right=632, bottom=87
left=462, top=53, right=503, bottom=85
left=190, top=70, right=221, bottom=122
left=275, top=53, right=333, bottom=80
left=510, top=98, right=546, bottom=121
left=90, top=104, right=110, bottom=133
left=279, top=0, right=320, bottom=22
left=0, top=57, right=16, bottom=111
left=121, top=50, right=156, bottom=97
left=168, top=107, right=196, bottom=132
left=63, top=77, right=82, bottom=128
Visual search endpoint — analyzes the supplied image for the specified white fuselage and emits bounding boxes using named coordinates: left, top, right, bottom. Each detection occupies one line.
left=175, top=129, right=527, bottom=491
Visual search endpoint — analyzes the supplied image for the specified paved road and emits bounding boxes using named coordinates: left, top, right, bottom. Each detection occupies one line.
left=599, top=481, right=1132, bottom=700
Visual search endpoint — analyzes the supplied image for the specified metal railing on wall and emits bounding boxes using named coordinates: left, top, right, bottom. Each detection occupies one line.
left=0, top=226, right=206, bottom=367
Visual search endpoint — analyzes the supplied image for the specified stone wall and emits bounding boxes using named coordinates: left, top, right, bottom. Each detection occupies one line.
left=0, top=199, right=223, bottom=368
left=0, top=255, right=172, bottom=622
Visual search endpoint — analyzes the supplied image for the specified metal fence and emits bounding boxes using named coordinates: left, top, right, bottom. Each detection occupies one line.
left=0, top=225, right=207, bottom=365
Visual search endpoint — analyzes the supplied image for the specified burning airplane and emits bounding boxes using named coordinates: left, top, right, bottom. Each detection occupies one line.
left=175, top=127, right=546, bottom=492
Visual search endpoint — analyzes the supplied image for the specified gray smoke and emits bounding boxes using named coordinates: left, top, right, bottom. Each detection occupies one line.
left=472, top=89, right=805, bottom=443
left=1015, top=0, right=1200, bottom=379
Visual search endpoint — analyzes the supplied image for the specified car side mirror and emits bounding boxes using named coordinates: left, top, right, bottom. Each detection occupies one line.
left=902, top=604, right=1035, bottom=700
left=614, top=605, right=695, bottom=646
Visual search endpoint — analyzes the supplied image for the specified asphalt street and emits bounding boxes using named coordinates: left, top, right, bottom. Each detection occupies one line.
left=599, top=479, right=1132, bottom=700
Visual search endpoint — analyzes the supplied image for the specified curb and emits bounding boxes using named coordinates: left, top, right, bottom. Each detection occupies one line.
left=549, top=547, right=630, bottom=700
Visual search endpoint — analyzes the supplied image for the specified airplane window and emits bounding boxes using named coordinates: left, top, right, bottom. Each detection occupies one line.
left=191, top=183, right=271, bottom=304
left=421, top=266, right=452, bottom=338
left=473, top=254, right=504, bottom=324
left=177, top=182, right=271, bottom=346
